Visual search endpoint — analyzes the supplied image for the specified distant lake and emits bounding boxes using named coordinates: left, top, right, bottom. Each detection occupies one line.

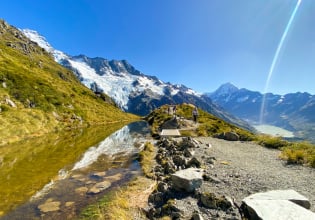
left=254, top=124, right=294, bottom=138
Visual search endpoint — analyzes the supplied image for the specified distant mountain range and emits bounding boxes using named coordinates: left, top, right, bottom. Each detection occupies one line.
left=22, top=29, right=252, bottom=131
left=207, top=83, right=315, bottom=142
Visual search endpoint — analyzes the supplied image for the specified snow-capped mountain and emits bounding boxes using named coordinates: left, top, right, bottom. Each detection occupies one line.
left=22, top=30, right=198, bottom=111
left=207, top=83, right=315, bottom=142
left=21, top=29, right=253, bottom=131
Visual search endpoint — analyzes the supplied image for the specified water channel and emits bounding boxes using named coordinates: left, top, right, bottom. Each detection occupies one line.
left=0, top=121, right=151, bottom=219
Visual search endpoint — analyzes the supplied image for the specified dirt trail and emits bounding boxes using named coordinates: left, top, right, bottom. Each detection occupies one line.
left=195, top=137, right=315, bottom=211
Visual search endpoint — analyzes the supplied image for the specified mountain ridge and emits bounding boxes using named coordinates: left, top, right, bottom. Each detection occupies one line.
left=207, top=82, right=315, bottom=142
left=21, top=28, right=254, bottom=131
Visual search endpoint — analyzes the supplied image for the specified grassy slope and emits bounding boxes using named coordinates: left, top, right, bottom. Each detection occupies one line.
left=146, top=103, right=255, bottom=141
left=0, top=20, right=138, bottom=145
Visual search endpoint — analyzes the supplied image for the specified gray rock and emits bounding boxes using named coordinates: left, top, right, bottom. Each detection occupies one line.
left=171, top=168, right=203, bottom=192
left=243, top=189, right=311, bottom=209
left=5, top=98, right=16, bottom=108
left=148, top=192, right=165, bottom=206
left=192, top=212, right=204, bottom=220
left=224, top=132, right=239, bottom=141
left=200, top=192, right=232, bottom=210
left=187, top=157, right=202, bottom=168
left=172, top=155, right=187, bottom=167
left=214, top=132, right=239, bottom=141
left=243, top=199, right=315, bottom=220
left=157, top=182, right=168, bottom=193
left=242, top=190, right=315, bottom=220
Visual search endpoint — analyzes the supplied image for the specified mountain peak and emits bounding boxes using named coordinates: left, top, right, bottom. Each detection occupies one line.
left=214, top=82, right=239, bottom=95
left=21, top=29, right=68, bottom=62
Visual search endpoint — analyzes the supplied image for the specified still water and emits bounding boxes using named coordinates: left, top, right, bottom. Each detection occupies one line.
left=0, top=121, right=150, bottom=219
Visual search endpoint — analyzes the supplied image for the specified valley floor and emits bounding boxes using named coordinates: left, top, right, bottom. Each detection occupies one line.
left=195, top=137, right=315, bottom=212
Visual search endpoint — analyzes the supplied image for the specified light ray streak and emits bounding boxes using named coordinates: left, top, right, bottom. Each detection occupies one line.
left=259, top=0, right=302, bottom=124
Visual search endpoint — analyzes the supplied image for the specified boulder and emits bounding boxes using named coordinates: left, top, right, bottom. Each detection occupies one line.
left=171, top=168, right=203, bottom=192
left=242, top=190, right=315, bottom=220
left=224, top=132, right=239, bottom=141
left=243, top=199, right=315, bottom=220
left=187, top=157, right=202, bottom=168
left=214, top=132, right=239, bottom=141
left=243, top=189, right=311, bottom=209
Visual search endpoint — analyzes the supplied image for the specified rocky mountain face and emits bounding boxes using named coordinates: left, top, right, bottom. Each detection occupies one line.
left=207, top=83, right=315, bottom=141
left=22, top=29, right=253, bottom=131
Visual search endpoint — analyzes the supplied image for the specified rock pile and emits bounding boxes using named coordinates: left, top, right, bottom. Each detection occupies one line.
left=145, top=137, right=241, bottom=219
left=144, top=137, right=315, bottom=219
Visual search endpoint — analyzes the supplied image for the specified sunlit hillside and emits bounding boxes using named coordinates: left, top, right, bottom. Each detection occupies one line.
left=0, top=19, right=138, bottom=145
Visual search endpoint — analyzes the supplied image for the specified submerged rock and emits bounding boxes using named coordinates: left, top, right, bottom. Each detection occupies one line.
left=87, top=181, right=111, bottom=194
left=38, top=199, right=61, bottom=213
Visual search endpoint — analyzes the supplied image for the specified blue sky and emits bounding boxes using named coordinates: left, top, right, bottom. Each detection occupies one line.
left=1, top=0, right=314, bottom=94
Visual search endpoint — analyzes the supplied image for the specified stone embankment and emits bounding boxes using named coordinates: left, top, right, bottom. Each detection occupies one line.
left=144, top=137, right=315, bottom=219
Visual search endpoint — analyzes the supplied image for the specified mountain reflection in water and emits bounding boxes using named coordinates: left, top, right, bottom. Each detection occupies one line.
left=1, top=121, right=150, bottom=220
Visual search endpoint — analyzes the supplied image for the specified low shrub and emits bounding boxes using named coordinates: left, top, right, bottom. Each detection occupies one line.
left=280, top=142, right=315, bottom=167
left=256, top=135, right=289, bottom=149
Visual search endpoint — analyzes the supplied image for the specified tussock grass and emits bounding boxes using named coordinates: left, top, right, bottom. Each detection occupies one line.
left=279, top=142, right=315, bottom=167
left=139, top=142, right=156, bottom=178
left=256, top=135, right=289, bottom=149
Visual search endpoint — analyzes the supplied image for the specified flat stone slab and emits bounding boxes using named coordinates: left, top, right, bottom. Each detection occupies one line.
left=171, top=168, right=203, bottom=192
left=243, top=199, right=315, bottom=220
left=242, top=190, right=315, bottom=220
left=161, top=129, right=181, bottom=137
left=244, top=189, right=311, bottom=209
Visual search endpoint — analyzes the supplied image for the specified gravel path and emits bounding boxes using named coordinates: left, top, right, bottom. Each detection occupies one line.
left=195, top=137, right=315, bottom=212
